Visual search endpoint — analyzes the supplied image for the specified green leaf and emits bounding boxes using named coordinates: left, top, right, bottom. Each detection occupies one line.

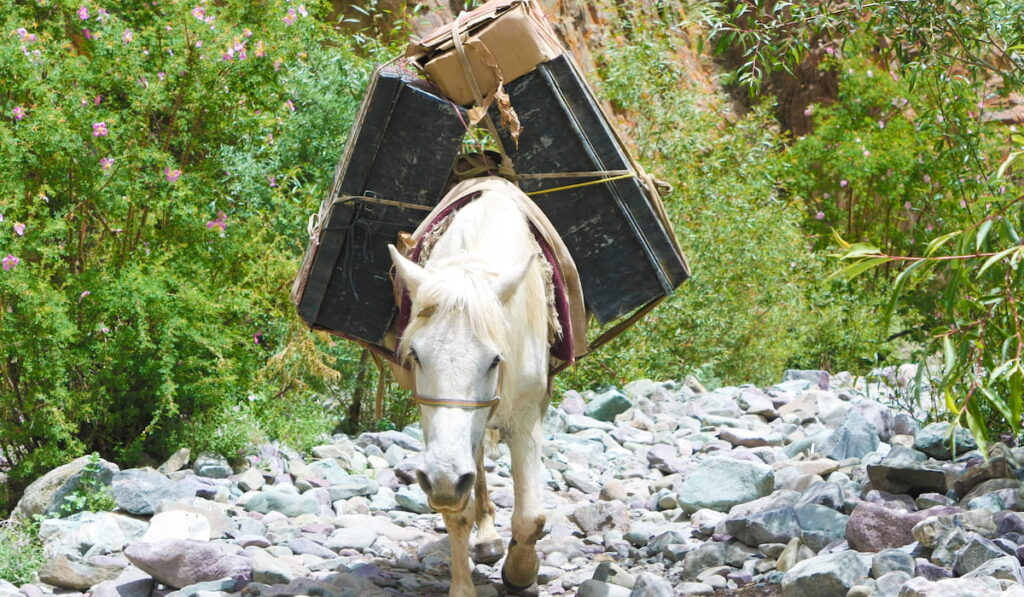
left=996, top=150, right=1022, bottom=179
left=977, top=246, right=1022, bottom=278
left=979, top=386, right=1013, bottom=430
left=924, top=230, right=962, bottom=257
left=963, top=401, right=989, bottom=459
left=943, top=335, right=956, bottom=378
left=829, top=256, right=892, bottom=280
left=1010, top=367, right=1023, bottom=435
left=883, top=259, right=933, bottom=327
left=975, top=219, right=994, bottom=252
left=839, top=243, right=883, bottom=259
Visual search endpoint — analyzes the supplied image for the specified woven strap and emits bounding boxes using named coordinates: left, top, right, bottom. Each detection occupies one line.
left=413, top=395, right=500, bottom=409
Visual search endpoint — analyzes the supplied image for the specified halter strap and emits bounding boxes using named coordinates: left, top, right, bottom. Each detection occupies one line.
left=413, top=395, right=500, bottom=410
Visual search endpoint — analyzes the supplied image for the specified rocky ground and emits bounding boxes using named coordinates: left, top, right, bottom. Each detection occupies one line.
left=5, top=368, right=1024, bottom=597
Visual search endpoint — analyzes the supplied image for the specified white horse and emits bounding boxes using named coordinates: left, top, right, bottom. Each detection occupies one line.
left=388, top=176, right=552, bottom=596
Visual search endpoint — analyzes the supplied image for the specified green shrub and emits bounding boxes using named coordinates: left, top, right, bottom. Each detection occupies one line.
left=558, top=8, right=892, bottom=390
left=0, top=1, right=386, bottom=482
left=0, top=518, right=45, bottom=585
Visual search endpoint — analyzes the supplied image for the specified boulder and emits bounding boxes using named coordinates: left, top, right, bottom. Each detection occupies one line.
left=914, top=422, right=977, bottom=460
left=781, top=550, right=868, bottom=597
left=124, top=540, right=251, bottom=589
left=819, top=411, right=879, bottom=461
left=899, top=576, right=1007, bottom=597
left=678, top=457, right=774, bottom=513
left=241, top=486, right=318, bottom=517
left=37, top=555, right=123, bottom=590
left=112, top=468, right=192, bottom=515
left=12, top=455, right=118, bottom=519
left=727, top=507, right=801, bottom=547
left=846, top=503, right=957, bottom=551
left=585, top=389, right=633, bottom=422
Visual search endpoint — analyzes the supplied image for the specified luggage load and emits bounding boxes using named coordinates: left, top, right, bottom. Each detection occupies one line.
left=293, top=0, right=689, bottom=367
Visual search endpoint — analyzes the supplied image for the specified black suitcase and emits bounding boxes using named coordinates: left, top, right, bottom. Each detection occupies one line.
left=294, top=64, right=467, bottom=345
left=492, top=54, right=689, bottom=324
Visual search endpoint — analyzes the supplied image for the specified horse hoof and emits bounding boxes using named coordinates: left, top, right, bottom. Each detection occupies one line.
left=473, top=538, right=504, bottom=564
left=501, top=567, right=536, bottom=593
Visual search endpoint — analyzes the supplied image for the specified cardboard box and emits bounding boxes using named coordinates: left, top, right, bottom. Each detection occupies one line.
left=407, top=0, right=562, bottom=106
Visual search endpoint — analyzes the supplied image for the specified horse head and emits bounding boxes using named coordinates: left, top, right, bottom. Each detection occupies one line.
left=388, top=244, right=533, bottom=513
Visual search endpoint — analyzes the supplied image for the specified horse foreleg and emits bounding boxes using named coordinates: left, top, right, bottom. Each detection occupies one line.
left=472, top=441, right=504, bottom=565
left=443, top=509, right=477, bottom=597
left=502, top=419, right=546, bottom=591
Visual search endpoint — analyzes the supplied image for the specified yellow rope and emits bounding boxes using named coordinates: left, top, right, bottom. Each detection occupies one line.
left=525, top=172, right=636, bottom=197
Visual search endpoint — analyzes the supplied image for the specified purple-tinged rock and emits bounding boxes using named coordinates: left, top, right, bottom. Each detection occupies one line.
left=846, top=503, right=958, bottom=552
left=124, top=540, right=251, bottom=589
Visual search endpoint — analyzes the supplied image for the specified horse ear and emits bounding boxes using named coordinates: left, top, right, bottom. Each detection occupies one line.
left=493, top=254, right=535, bottom=303
left=389, top=245, right=427, bottom=297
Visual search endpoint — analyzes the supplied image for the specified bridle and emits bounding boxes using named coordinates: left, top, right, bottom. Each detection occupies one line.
left=411, top=360, right=503, bottom=421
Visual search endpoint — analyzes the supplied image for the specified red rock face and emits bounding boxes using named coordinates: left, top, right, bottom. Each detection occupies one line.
left=845, top=503, right=960, bottom=552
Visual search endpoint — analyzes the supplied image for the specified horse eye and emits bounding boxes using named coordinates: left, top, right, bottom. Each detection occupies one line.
left=489, top=356, right=502, bottom=370
left=409, top=348, right=420, bottom=364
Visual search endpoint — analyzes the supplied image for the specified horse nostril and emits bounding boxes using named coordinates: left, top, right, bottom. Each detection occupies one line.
left=455, top=472, right=476, bottom=498
left=416, top=470, right=433, bottom=496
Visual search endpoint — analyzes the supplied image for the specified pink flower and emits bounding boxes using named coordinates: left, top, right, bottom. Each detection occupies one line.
left=824, top=46, right=835, bottom=55
left=814, top=211, right=825, bottom=220
left=94, top=95, right=102, bottom=105
left=2, top=254, right=19, bottom=271
left=16, top=28, right=37, bottom=43
left=298, top=5, right=308, bottom=17
left=253, top=332, right=263, bottom=344
left=164, top=167, right=181, bottom=183
left=79, top=290, right=91, bottom=301
left=285, top=99, right=295, bottom=112
left=254, top=40, right=266, bottom=57
left=803, top=107, right=813, bottom=117
left=12, top=106, right=26, bottom=120
left=839, top=179, right=848, bottom=188
left=0, top=214, right=4, bottom=222
left=267, top=176, right=277, bottom=187
left=191, top=6, right=205, bottom=20
left=92, top=121, right=108, bottom=136
left=99, top=157, right=114, bottom=172
left=82, top=28, right=94, bottom=40
left=282, top=8, right=296, bottom=25
left=923, top=174, right=931, bottom=183
left=122, top=29, right=133, bottom=42
left=243, top=28, right=253, bottom=37
left=13, top=222, right=25, bottom=236
left=273, top=59, right=282, bottom=71
left=77, top=5, right=89, bottom=20
left=206, top=211, right=227, bottom=232
left=863, top=150, right=871, bottom=157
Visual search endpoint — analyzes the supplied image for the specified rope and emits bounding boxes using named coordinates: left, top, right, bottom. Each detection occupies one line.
left=526, top=172, right=636, bottom=196
left=450, top=12, right=513, bottom=167
left=336, top=195, right=434, bottom=212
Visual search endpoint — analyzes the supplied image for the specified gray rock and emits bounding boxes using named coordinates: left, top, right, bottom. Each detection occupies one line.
left=37, top=554, right=123, bottom=590
left=646, top=444, right=688, bottom=475
left=728, top=506, right=801, bottom=547
left=585, top=389, right=633, bottom=422
left=678, top=457, right=774, bottom=513
left=794, top=482, right=846, bottom=512
left=682, top=542, right=726, bottom=580
left=192, top=453, right=233, bottom=479
left=165, top=578, right=237, bottom=597
left=570, top=501, right=630, bottom=534
left=914, top=422, right=977, bottom=460
left=892, top=413, right=919, bottom=436
left=112, top=469, right=192, bottom=515
left=12, top=455, right=118, bottom=519
left=356, top=430, right=423, bottom=452
left=284, top=537, right=336, bottom=558
left=249, top=549, right=305, bottom=585
left=780, top=550, right=868, bottom=597
left=819, top=411, right=879, bottom=461
left=899, top=576, right=1007, bottom=597
left=952, top=534, right=1009, bottom=576
left=782, top=370, right=829, bottom=389
left=236, top=468, right=265, bottom=492
left=962, top=555, right=1023, bottom=583
left=325, top=475, right=378, bottom=501
left=867, top=462, right=947, bottom=495
left=325, top=527, right=379, bottom=550
left=794, top=503, right=849, bottom=551
left=560, top=390, right=586, bottom=415
left=629, top=572, right=674, bottom=597
left=647, top=530, right=687, bottom=554
left=871, top=549, right=915, bottom=578
left=577, top=579, right=631, bottom=597
left=39, top=511, right=149, bottom=558
left=875, top=570, right=911, bottom=597
left=123, top=540, right=251, bottom=589
left=90, top=565, right=154, bottom=597
left=158, top=449, right=192, bottom=475
left=395, top=484, right=431, bottom=514
left=242, top=486, right=318, bottom=517
left=564, top=470, right=601, bottom=494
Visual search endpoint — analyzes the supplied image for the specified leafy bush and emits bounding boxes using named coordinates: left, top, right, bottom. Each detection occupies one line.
left=0, top=518, right=45, bottom=585
left=702, top=0, right=1024, bottom=442
left=0, top=1, right=385, bottom=483
left=57, top=452, right=115, bottom=516
left=557, top=6, right=893, bottom=390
